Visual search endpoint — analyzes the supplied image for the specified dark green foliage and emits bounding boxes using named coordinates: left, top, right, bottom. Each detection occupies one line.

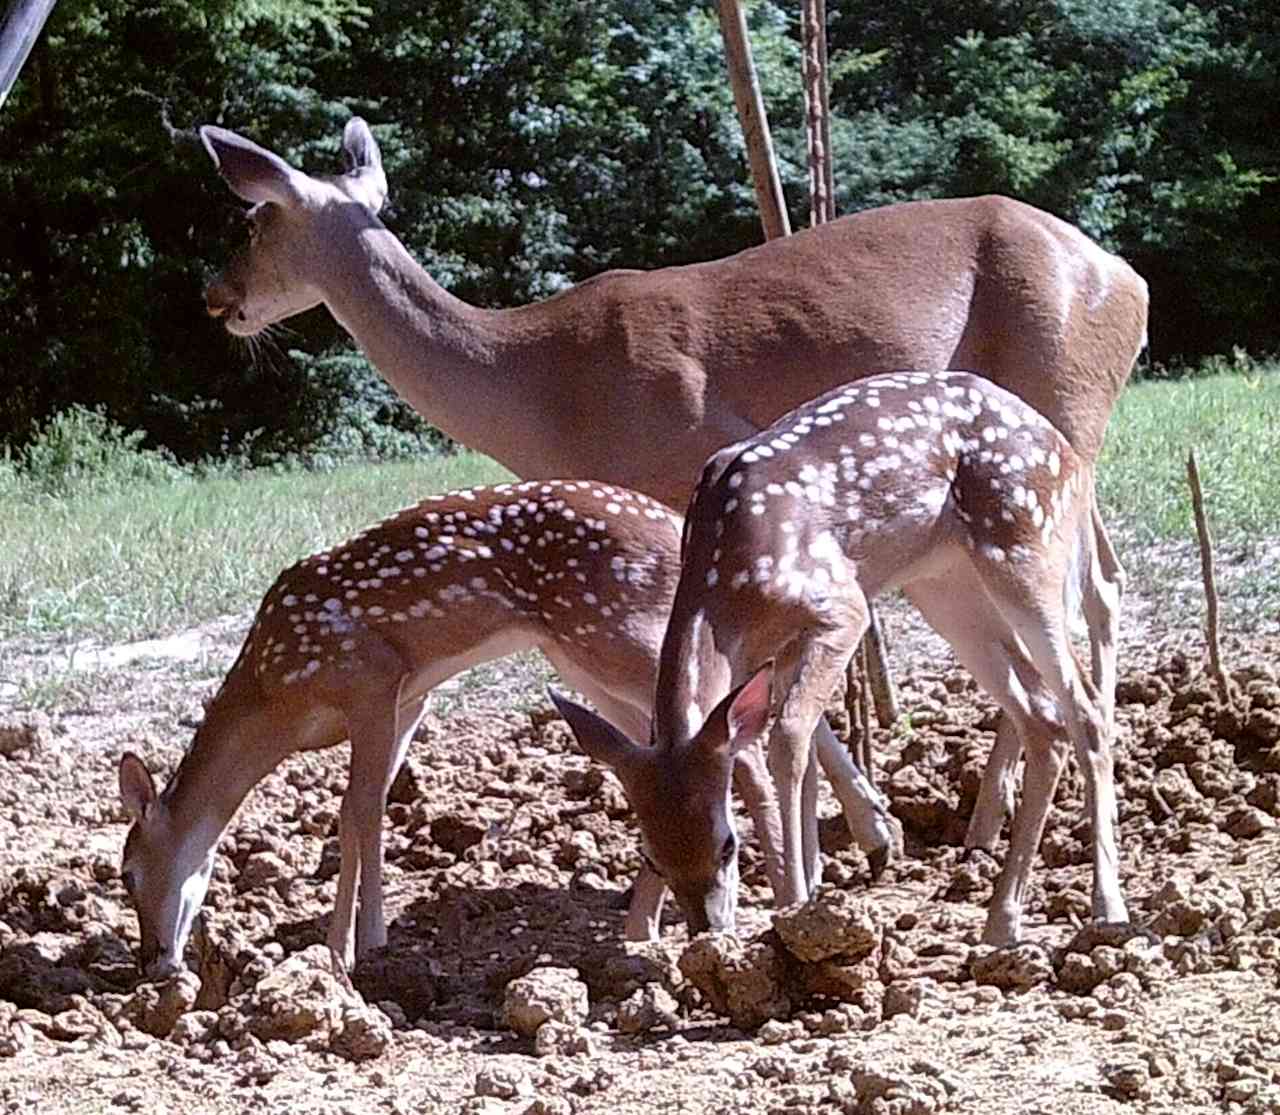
left=1, top=0, right=1277, bottom=463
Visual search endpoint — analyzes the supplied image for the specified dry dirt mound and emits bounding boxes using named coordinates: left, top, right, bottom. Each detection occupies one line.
left=1, top=636, right=1279, bottom=1114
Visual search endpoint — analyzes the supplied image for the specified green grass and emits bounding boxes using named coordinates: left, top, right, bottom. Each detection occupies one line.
left=2, top=366, right=1277, bottom=652
left=1094, top=365, right=1280, bottom=632
left=1096, top=365, right=1280, bottom=543
left=0, top=452, right=512, bottom=644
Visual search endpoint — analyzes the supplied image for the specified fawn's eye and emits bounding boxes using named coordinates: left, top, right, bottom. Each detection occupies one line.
left=720, top=835, right=737, bottom=866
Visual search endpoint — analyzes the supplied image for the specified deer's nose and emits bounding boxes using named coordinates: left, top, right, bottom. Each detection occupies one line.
left=204, top=277, right=243, bottom=320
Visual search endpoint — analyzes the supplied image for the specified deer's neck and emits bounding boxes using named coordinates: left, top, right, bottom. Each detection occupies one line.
left=322, top=227, right=554, bottom=468
left=653, top=604, right=732, bottom=749
left=160, top=701, right=287, bottom=858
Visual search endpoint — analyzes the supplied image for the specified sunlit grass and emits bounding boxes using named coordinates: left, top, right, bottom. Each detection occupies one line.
left=2, top=366, right=1277, bottom=650
left=1096, top=366, right=1280, bottom=542
left=0, top=452, right=512, bottom=644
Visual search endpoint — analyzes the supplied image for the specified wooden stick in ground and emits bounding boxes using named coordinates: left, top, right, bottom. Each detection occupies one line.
left=0, top=0, right=57, bottom=110
left=1186, top=447, right=1237, bottom=706
left=799, top=0, right=899, bottom=762
left=801, top=0, right=835, bottom=227
left=716, top=0, right=790, bottom=240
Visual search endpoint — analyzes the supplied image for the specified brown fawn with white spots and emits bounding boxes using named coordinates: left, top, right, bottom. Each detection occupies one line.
left=117, top=482, right=897, bottom=977
left=554, top=370, right=1131, bottom=945
left=198, top=118, right=1148, bottom=830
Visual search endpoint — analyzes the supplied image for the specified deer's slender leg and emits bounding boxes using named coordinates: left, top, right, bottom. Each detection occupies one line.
left=976, top=540, right=1128, bottom=929
left=906, top=573, right=1072, bottom=944
left=813, top=715, right=900, bottom=875
left=964, top=716, right=1022, bottom=853
left=333, top=688, right=428, bottom=966
left=768, top=614, right=866, bottom=907
left=992, top=589, right=1127, bottom=927
left=1083, top=491, right=1125, bottom=729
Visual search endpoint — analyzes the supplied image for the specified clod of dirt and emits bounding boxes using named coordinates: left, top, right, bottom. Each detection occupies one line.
left=475, top=1063, right=534, bottom=1100
left=431, top=811, right=495, bottom=856
left=678, top=933, right=791, bottom=1030
left=615, top=983, right=680, bottom=1034
left=37, top=999, right=118, bottom=1045
left=0, top=714, right=53, bottom=758
left=968, top=943, right=1054, bottom=992
left=578, top=940, right=683, bottom=1001
left=329, top=1002, right=394, bottom=1062
left=352, top=946, right=438, bottom=1022
left=501, top=966, right=589, bottom=1038
left=772, top=885, right=881, bottom=963
left=1224, top=805, right=1275, bottom=839
left=0, top=946, right=98, bottom=1013
left=0, top=1004, right=36, bottom=1058
left=1102, top=1059, right=1153, bottom=1101
left=882, top=977, right=944, bottom=1020
left=239, top=943, right=381, bottom=1060
left=533, top=1018, right=596, bottom=1057
left=118, top=970, right=201, bottom=1037
left=825, top=1057, right=953, bottom=1115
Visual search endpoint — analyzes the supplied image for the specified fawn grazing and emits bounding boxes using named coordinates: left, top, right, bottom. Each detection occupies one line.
left=554, top=370, right=1130, bottom=944
left=118, top=482, right=896, bottom=976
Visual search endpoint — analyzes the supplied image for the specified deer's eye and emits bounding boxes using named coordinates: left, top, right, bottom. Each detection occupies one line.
left=719, top=835, right=737, bottom=867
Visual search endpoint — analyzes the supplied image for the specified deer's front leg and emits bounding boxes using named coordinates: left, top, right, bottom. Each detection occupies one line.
left=964, top=716, right=1022, bottom=854
left=769, top=632, right=863, bottom=906
left=341, top=693, right=428, bottom=965
left=624, top=866, right=668, bottom=941
left=731, top=740, right=785, bottom=897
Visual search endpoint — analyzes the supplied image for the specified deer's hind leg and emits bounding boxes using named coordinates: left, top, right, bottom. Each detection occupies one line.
left=904, top=572, right=1074, bottom=944
left=976, top=554, right=1128, bottom=929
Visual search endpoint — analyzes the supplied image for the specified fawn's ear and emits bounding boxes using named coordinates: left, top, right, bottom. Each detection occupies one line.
left=694, top=661, right=774, bottom=758
left=548, top=689, right=647, bottom=781
left=200, top=125, right=309, bottom=209
left=118, top=752, right=158, bottom=823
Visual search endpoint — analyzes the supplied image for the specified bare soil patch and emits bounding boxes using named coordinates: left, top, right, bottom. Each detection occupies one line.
left=1, top=585, right=1279, bottom=1114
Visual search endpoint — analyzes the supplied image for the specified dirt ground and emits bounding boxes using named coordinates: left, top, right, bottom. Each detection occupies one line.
left=1, top=573, right=1279, bottom=1115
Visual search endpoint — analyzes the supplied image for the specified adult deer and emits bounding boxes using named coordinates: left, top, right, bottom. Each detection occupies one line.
left=554, top=371, right=1130, bottom=944
left=117, top=482, right=895, bottom=977
left=199, top=117, right=1147, bottom=842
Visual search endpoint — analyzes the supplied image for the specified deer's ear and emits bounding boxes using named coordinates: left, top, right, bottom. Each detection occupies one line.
left=199, top=125, right=308, bottom=208
left=339, top=118, right=388, bottom=214
left=118, top=752, right=158, bottom=823
left=548, top=689, right=646, bottom=781
left=697, top=662, right=774, bottom=758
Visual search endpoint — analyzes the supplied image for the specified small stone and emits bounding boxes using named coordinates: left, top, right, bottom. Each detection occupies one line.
left=475, top=1063, right=533, bottom=1100
left=616, top=984, right=679, bottom=1035
left=773, top=887, right=881, bottom=963
left=502, top=968, right=589, bottom=1038
left=969, top=944, right=1053, bottom=992
left=534, top=1019, right=595, bottom=1058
